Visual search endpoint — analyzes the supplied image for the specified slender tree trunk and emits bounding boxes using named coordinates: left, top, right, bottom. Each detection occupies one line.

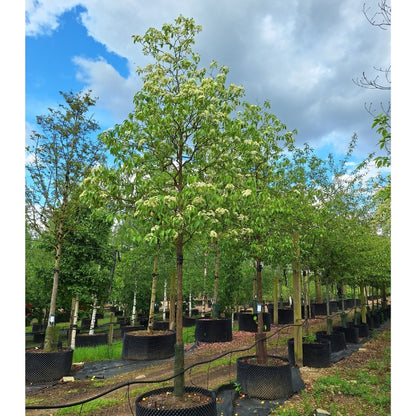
left=70, top=295, right=79, bottom=350
left=169, top=270, right=176, bottom=331
left=213, top=241, right=220, bottom=319
left=68, top=297, right=76, bottom=347
left=255, top=259, right=267, bottom=365
left=325, top=274, right=333, bottom=333
left=360, top=281, right=367, bottom=324
left=302, top=270, right=309, bottom=336
left=202, top=251, right=207, bottom=317
left=132, top=277, right=138, bottom=325
left=273, top=270, right=278, bottom=325
left=44, top=242, right=62, bottom=352
left=278, top=266, right=283, bottom=308
left=89, top=295, right=97, bottom=335
left=188, top=290, right=192, bottom=317
left=314, top=273, right=323, bottom=303
left=162, top=279, right=167, bottom=321
left=174, top=236, right=185, bottom=397
left=292, top=232, right=303, bottom=367
left=148, top=255, right=159, bottom=333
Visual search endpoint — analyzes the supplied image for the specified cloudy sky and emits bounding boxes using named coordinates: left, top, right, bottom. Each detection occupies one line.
left=25, top=0, right=391, bottom=164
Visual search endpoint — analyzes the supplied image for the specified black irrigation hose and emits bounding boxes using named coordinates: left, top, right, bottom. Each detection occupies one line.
left=25, top=305, right=362, bottom=411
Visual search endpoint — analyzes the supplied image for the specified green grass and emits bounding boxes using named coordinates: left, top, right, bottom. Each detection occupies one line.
left=55, top=398, right=120, bottom=415
left=72, top=341, right=123, bottom=362
left=270, top=329, right=391, bottom=416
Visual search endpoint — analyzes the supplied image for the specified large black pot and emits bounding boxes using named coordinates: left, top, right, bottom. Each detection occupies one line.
left=122, top=330, right=175, bottom=361
left=312, top=303, right=327, bottom=315
left=301, top=304, right=316, bottom=319
left=182, top=316, right=196, bottom=328
left=75, top=333, right=108, bottom=347
left=288, top=338, right=332, bottom=368
left=236, top=355, right=293, bottom=400
left=121, top=325, right=145, bottom=338
left=152, top=320, right=170, bottom=331
left=354, top=323, right=369, bottom=338
left=135, top=386, right=216, bottom=416
left=80, top=317, right=98, bottom=330
left=278, top=308, right=294, bottom=324
left=333, top=325, right=360, bottom=344
left=26, top=348, right=73, bottom=383
left=238, top=313, right=271, bottom=332
left=315, top=330, right=346, bottom=352
left=195, top=318, right=232, bottom=343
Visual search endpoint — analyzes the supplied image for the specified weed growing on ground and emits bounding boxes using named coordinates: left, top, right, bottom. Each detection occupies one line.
left=270, top=329, right=390, bottom=416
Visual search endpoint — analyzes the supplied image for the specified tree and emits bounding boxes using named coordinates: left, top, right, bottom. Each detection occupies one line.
left=226, top=101, right=295, bottom=364
left=82, top=16, right=244, bottom=397
left=25, top=90, right=104, bottom=351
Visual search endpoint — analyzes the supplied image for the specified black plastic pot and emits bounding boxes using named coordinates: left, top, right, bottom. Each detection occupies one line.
left=80, top=317, right=98, bottom=330
left=26, top=348, right=73, bottom=383
left=75, top=333, right=108, bottom=347
left=315, top=330, right=346, bottom=352
left=122, top=330, right=175, bottom=361
left=195, top=318, right=232, bottom=343
left=33, top=332, right=45, bottom=343
left=236, top=355, right=293, bottom=400
left=152, top=320, right=170, bottom=331
left=333, top=325, right=360, bottom=344
left=312, top=303, right=327, bottom=315
left=238, top=313, right=271, bottom=332
left=31, top=323, right=44, bottom=333
left=121, top=325, right=145, bottom=338
left=288, top=338, right=332, bottom=368
left=299, top=304, right=315, bottom=319
left=354, top=323, right=369, bottom=338
left=278, top=308, right=294, bottom=324
left=135, top=386, right=216, bottom=415
left=183, top=316, right=196, bottom=327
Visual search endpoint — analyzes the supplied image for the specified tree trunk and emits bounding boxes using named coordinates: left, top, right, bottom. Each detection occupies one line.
left=360, top=282, right=367, bottom=324
left=162, top=279, right=167, bottom=321
left=213, top=241, right=220, bottom=319
left=132, top=277, right=138, bottom=325
left=273, top=270, right=278, bottom=325
left=44, top=242, right=62, bottom=352
left=174, top=236, right=185, bottom=397
left=292, top=232, right=303, bottom=367
left=255, top=259, right=267, bottom=365
left=302, top=270, right=309, bottom=336
left=202, top=251, right=207, bottom=317
left=314, top=273, right=323, bottom=303
left=147, top=255, right=159, bottom=333
left=70, top=295, right=79, bottom=350
left=325, top=274, right=333, bottom=333
left=169, top=270, right=176, bottom=331
left=68, top=297, right=76, bottom=347
left=89, top=295, right=97, bottom=335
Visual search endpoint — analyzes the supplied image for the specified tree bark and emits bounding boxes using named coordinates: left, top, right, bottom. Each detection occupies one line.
left=314, top=273, right=323, bottom=303
left=174, top=235, right=185, bottom=397
left=292, top=232, right=303, bottom=367
left=148, top=254, right=159, bottom=333
left=360, top=282, right=367, bottom=324
left=212, top=241, right=220, bottom=319
left=132, top=277, right=138, bottom=325
left=44, top=241, right=62, bottom=352
left=169, top=270, right=176, bottom=331
left=255, top=259, right=267, bottom=365
left=273, top=270, right=278, bottom=325
left=70, top=295, right=79, bottom=350
left=89, top=295, right=97, bottom=335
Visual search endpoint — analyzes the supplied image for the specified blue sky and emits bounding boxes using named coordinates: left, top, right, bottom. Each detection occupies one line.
left=23, top=0, right=392, bottom=173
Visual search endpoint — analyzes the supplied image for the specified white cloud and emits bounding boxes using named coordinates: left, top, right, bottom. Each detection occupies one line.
left=72, top=56, right=137, bottom=121
left=25, top=0, right=80, bottom=36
